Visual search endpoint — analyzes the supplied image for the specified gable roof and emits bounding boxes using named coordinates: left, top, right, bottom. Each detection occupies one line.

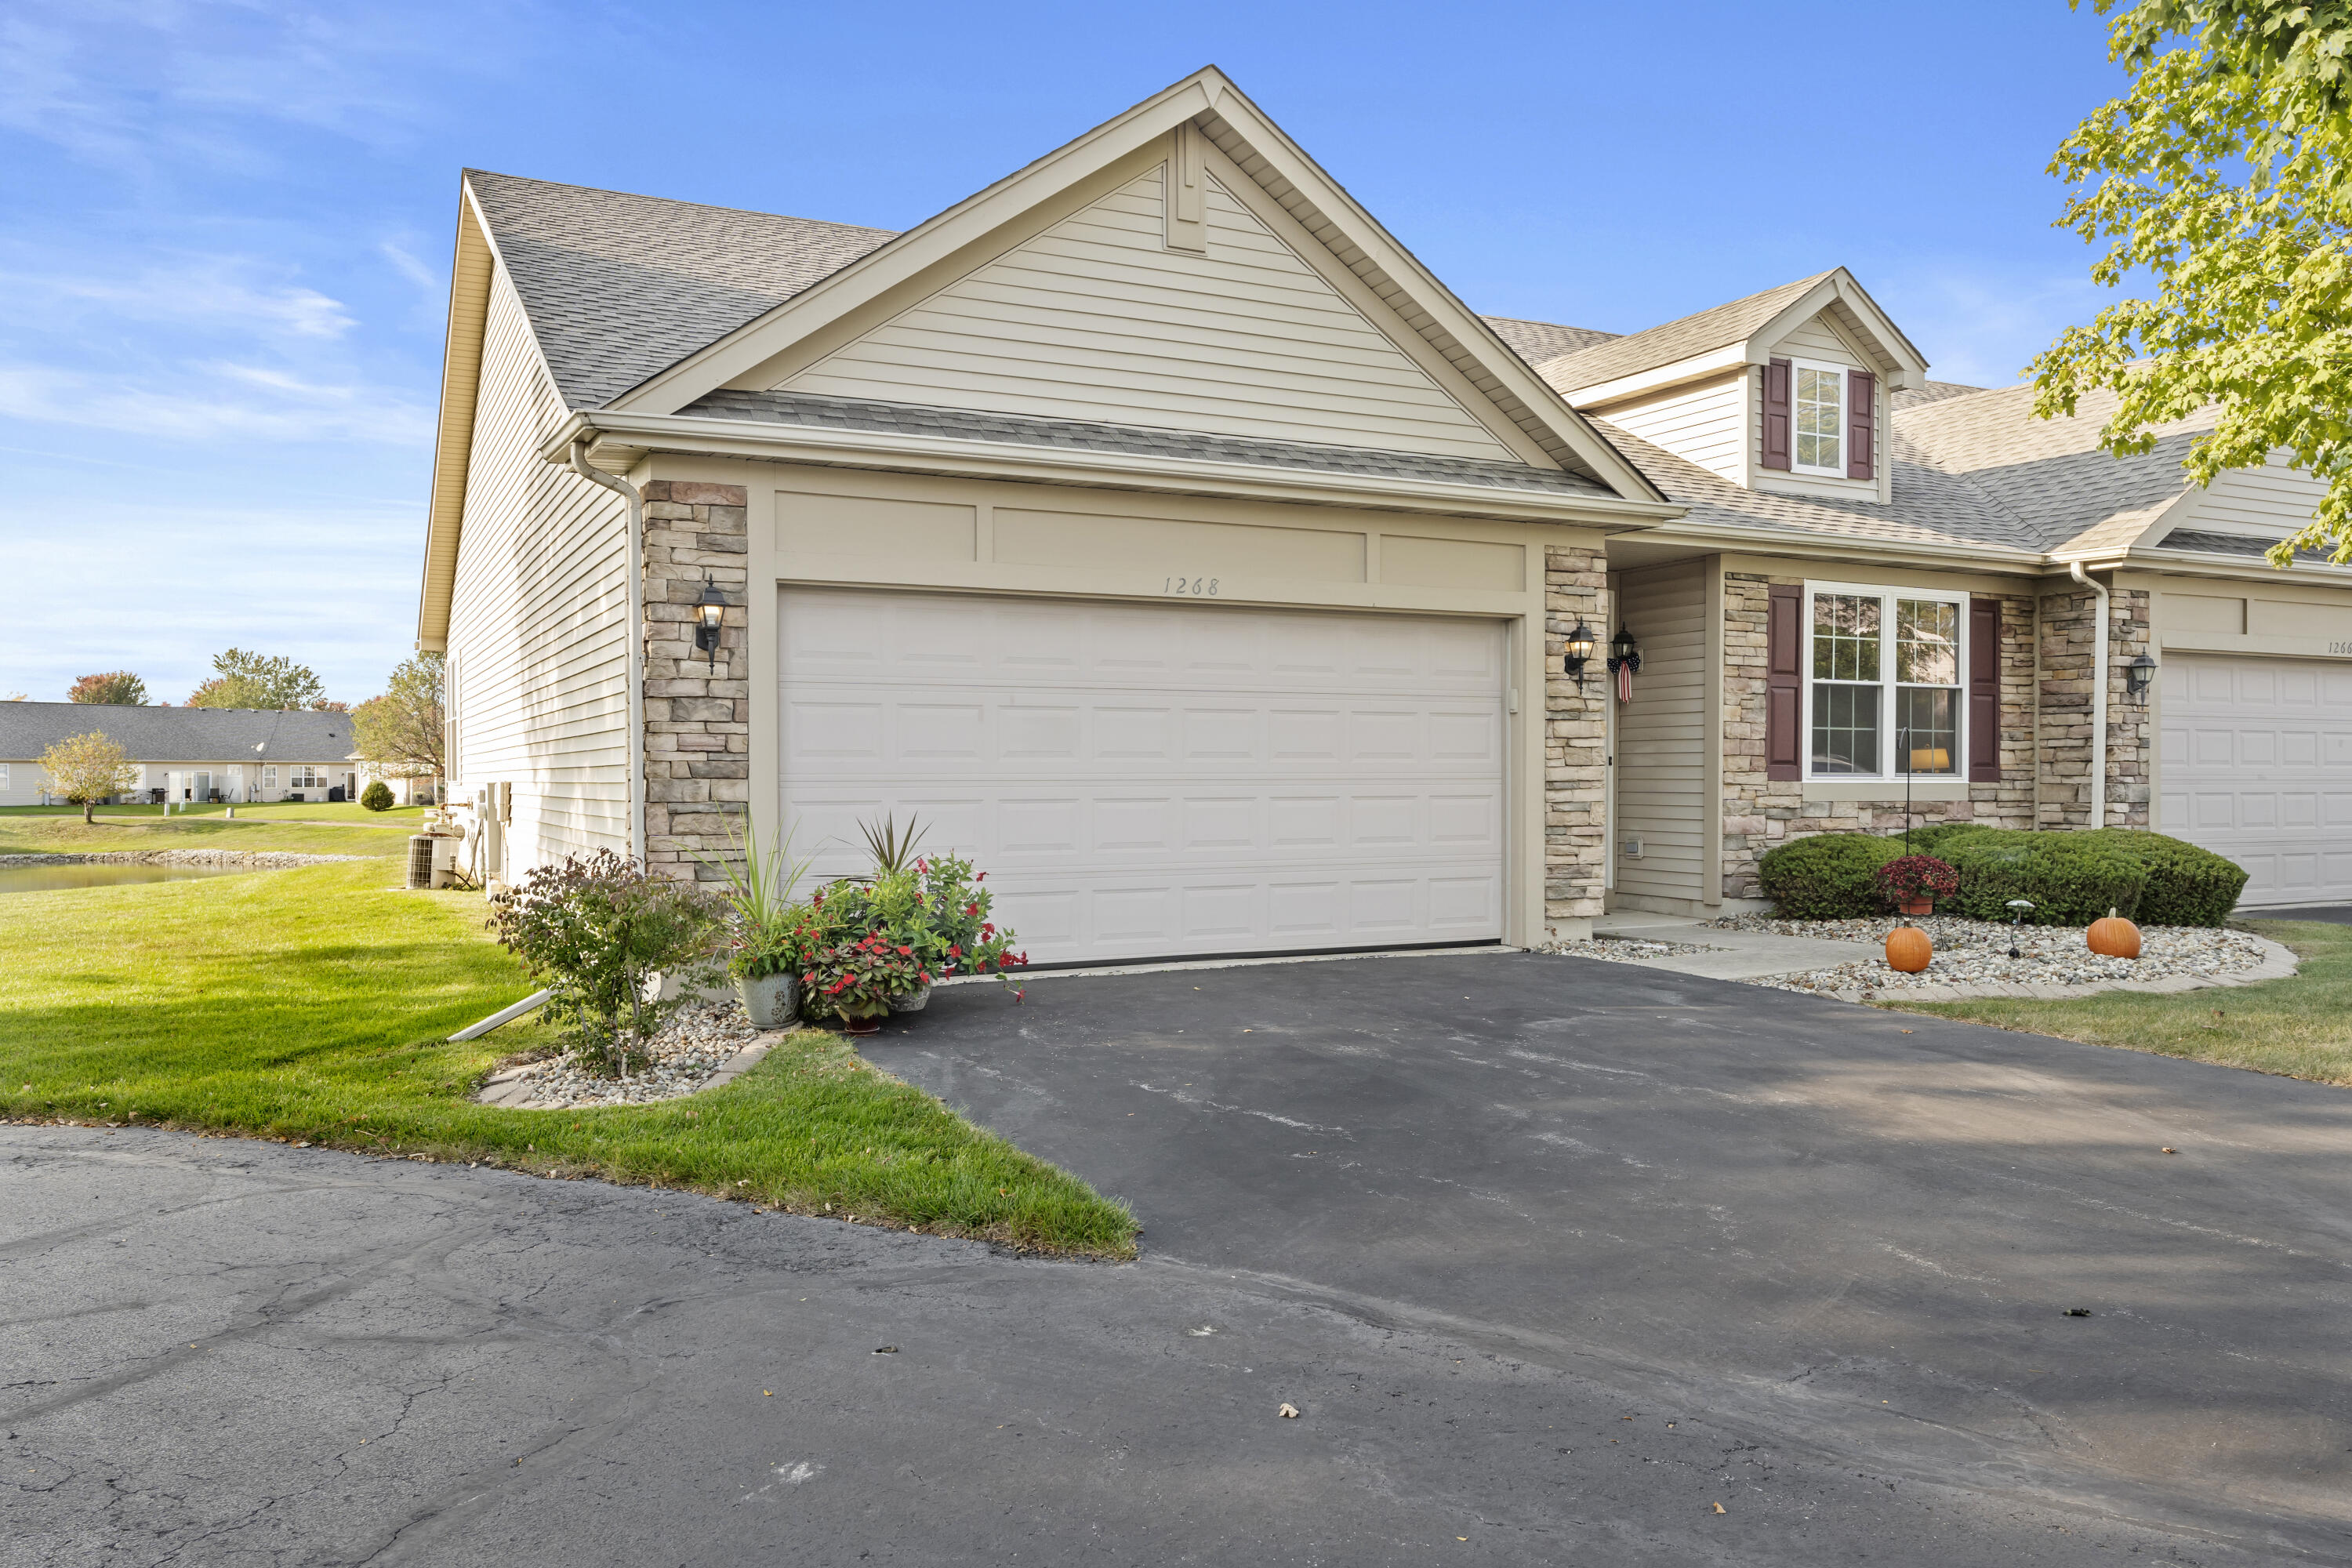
left=1538, top=272, right=1832, bottom=391
left=1893, top=382, right=2220, bottom=556
left=463, top=171, right=897, bottom=412
left=0, top=704, right=357, bottom=763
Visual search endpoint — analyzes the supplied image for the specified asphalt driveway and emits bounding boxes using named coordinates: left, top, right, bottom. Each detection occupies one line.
left=9, top=951, right=2352, bottom=1564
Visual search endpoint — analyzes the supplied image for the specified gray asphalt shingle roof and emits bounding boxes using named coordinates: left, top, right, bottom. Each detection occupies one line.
left=1479, top=315, right=1621, bottom=366
left=466, top=171, right=898, bottom=410
left=1536, top=272, right=1834, bottom=392
left=1890, top=379, right=1991, bottom=411
left=683, top=390, right=1610, bottom=495
left=0, top=704, right=357, bottom=763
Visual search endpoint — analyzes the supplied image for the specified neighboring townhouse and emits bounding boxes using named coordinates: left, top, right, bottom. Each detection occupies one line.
left=1497, top=268, right=2352, bottom=912
left=0, top=704, right=362, bottom=806
left=417, top=67, right=2352, bottom=965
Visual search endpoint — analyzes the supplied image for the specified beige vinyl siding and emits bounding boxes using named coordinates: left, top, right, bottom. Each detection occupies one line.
left=1592, top=372, right=1744, bottom=482
left=1613, top=563, right=1708, bottom=902
left=782, top=170, right=1518, bottom=461
left=2172, top=456, right=2330, bottom=536
left=444, top=267, right=630, bottom=866
left=1752, top=310, right=1884, bottom=501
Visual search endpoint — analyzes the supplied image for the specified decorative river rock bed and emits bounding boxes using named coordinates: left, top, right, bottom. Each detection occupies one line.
left=1704, top=913, right=2288, bottom=1000
left=475, top=1000, right=775, bottom=1109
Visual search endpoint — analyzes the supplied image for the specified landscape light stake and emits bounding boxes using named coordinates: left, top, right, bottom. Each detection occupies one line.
left=2007, top=898, right=2034, bottom=958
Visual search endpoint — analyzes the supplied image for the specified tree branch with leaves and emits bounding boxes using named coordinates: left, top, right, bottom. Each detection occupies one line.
left=2032, top=0, right=2352, bottom=564
left=350, top=652, right=445, bottom=797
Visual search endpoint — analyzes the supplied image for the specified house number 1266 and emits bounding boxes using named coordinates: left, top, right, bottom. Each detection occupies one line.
left=1165, top=576, right=1218, bottom=596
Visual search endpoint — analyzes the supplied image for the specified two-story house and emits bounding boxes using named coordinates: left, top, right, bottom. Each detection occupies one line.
left=416, top=67, right=2352, bottom=962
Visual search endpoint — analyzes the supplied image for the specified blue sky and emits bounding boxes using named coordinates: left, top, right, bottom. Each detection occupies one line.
left=0, top=0, right=2128, bottom=706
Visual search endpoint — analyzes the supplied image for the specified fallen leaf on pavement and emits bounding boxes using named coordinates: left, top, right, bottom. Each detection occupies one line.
left=1279, top=1403, right=1299, bottom=1418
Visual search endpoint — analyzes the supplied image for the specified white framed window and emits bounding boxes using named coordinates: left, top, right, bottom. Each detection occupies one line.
left=1802, top=582, right=1965, bottom=780
left=1791, top=358, right=1846, bottom=476
left=263, top=764, right=278, bottom=788
left=289, top=765, right=323, bottom=789
left=0, top=764, right=9, bottom=791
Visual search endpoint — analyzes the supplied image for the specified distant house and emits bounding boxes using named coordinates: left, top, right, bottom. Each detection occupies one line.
left=0, top=704, right=364, bottom=806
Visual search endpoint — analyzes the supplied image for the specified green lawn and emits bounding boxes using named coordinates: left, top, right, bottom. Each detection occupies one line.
left=0, top=810, right=418, bottom=858
left=0, top=858, right=1136, bottom=1258
left=1888, top=919, right=2352, bottom=1086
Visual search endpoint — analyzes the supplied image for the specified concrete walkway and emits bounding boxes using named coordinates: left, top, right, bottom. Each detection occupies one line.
left=1591, top=909, right=1878, bottom=980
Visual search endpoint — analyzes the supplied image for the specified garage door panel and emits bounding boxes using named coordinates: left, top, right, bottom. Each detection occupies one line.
left=2161, top=652, right=2352, bottom=906
left=782, top=587, right=1508, bottom=961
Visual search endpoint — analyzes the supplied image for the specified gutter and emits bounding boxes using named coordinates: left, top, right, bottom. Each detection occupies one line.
left=2069, top=561, right=2111, bottom=830
left=566, top=438, right=648, bottom=865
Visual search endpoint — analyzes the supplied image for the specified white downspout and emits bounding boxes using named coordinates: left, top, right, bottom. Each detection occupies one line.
left=568, top=437, right=648, bottom=865
left=2069, top=561, right=2108, bottom=831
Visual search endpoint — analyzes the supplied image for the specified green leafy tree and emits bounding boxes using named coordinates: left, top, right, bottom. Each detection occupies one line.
left=185, top=648, right=327, bottom=710
left=350, top=652, right=445, bottom=797
left=68, top=671, right=148, bottom=706
left=2031, top=0, right=2352, bottom=564
left=39, top=731, right=139, bottom=823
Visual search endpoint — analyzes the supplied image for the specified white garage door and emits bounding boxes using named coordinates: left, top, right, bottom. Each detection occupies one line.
left=2160, top=653, right=2352, bottom=906
left=779, top=587, right=1508, bottom=964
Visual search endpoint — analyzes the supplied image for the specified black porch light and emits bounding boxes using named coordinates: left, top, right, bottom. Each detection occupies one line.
left=693, top=574, right=727, bottom=670
left=1607, top=626, right=1640, bottom=674
left=2124, top=652, right=2158, bottom=701
left=1562, top=619, right=1598, bottom=689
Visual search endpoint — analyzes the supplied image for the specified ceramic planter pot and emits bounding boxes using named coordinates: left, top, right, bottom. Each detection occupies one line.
left=837, top=1007, right=887, bottom=1036
left=889, top=981, right=934, bottom=1014
left=1897, top=896, right=1934, bottom=917
left=734, top=971, right=799, bottom=1029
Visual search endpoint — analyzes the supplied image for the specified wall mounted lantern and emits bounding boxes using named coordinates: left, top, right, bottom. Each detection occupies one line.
left=2124, top=652, right=2158, bottom=702
left=694, top=575, right=728, bottom=670
left=1562, top=620, right=1597, bottom=690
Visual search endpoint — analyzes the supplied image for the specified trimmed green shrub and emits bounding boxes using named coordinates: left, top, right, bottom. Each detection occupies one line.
left=2091, top=829, right=2248, bottom=926
left=1757, top=833, right=1905, bottom=918
left=358, top=780, right=394, bottom=812
left=1903, top=821, right=1994, bottom=858
left=1940, top=830, right=2147, bottom=925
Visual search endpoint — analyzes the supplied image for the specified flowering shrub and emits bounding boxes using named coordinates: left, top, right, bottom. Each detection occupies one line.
left=487, top=851, right=723, bottom=1075
left=800, top=931, right=931, bottom=1020
left=1874, top=854, right=1960, bottom=906
left=907, top=854, right=1025, bottom=978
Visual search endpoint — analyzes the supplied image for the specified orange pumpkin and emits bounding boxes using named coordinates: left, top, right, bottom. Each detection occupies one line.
left=1885, top=925, right=1933, bottom=974
left=2087, top=908, right=2142, bottom=960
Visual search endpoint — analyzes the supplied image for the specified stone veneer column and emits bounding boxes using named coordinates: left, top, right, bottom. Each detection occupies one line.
left=1543, top=544, right=1609, bottom=934
left=637, top=480, right=750, bottom=880
left=2036, top=583, right=2151, bottom=829
left=1720, top=572, right=2040, bottom=902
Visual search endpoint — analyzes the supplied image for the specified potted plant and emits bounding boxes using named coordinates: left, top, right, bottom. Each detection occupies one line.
left=1874, top=854, right=1959, bottom=918
left=800, top=931, right=931, bottom=1035
left=895, top=853, right=1025, bottom=1011
left=696, top=822, right=815, bottom=1028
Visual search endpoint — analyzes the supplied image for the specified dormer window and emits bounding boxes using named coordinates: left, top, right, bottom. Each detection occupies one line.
left=1791, top=360, right=1845, bottom=475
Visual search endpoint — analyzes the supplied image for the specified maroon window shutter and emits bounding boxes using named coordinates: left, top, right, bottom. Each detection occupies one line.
left=1762, top=358, right=1792, bottom=471
left=1968, top=597, right=2000, bottom=782
left=1847, top=369, right=1876, bottom=481
left=1767, top=583, right=1802, bottom=780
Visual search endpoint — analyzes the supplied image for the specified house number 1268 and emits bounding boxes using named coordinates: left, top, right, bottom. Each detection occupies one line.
left=1165, top=576, right=1218, bottom=596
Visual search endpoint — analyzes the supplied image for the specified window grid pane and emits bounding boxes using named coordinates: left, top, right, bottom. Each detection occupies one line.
left=1896, top=599, right=1959, bottom=686
left=1795, top=365, right=1843, bottom=471
left=1811, top=593, right=1880, bottom=681
left=1896, top=688, right=1958, bottom=775
left=1811, top=682, right=1880, bottom=775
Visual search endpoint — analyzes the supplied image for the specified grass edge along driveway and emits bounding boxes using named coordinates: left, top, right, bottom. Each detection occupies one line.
left=1884, top=918, right=2352, bottom=1087
left=0, top=858, right=1136, bottom=1259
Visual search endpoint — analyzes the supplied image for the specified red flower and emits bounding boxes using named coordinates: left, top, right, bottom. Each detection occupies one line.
left=898, top=944, right=913, bottom=956
left=964, top=902, right=979, bottom=916
left=947, top=944, right=962, bottom=957
left=977, top=872, right=986, bottom=882
left=916, top=858, right=928, bottom=873
left=919, top=971, right=932, bottom=983
left=981, top=922, right=994, bottom=938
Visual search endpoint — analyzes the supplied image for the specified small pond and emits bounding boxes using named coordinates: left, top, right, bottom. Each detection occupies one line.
left=0, top=864, right=259, bottom=895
